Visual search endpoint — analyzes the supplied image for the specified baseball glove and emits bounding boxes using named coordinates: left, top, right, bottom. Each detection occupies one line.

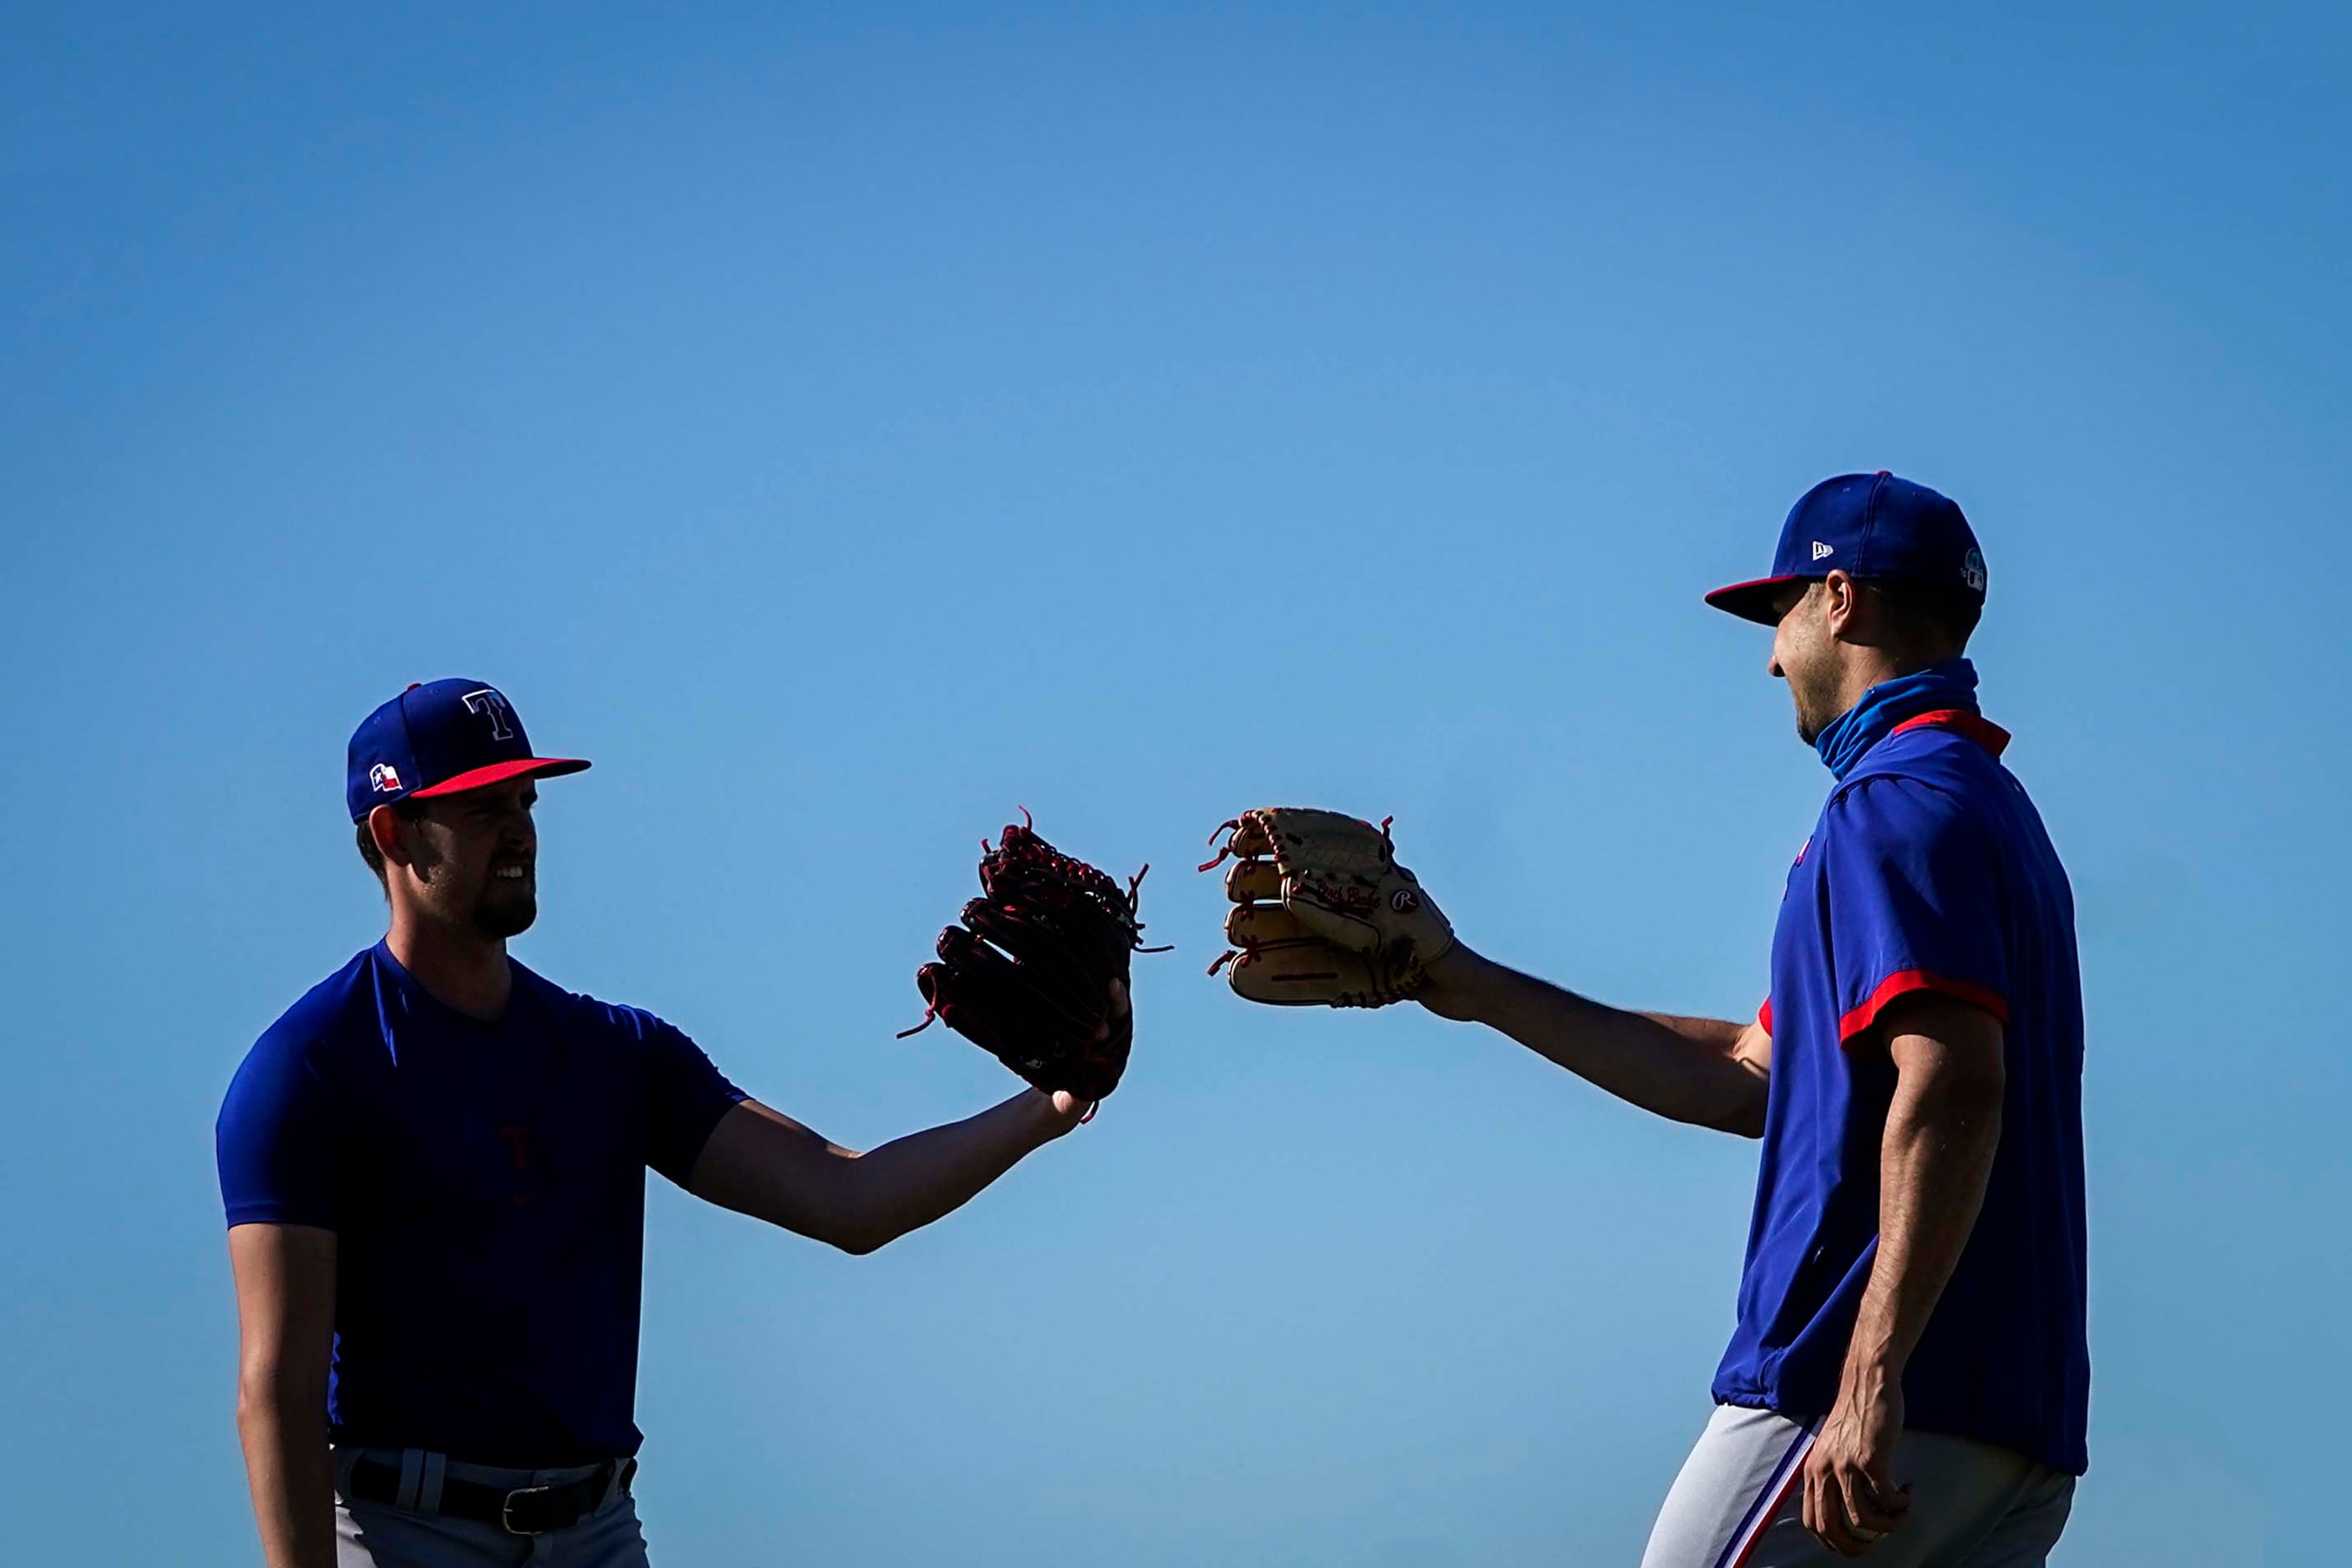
left=1201, top=807, right=1454, bottom=1008
left=899, top=812, right=1160, bottom=1103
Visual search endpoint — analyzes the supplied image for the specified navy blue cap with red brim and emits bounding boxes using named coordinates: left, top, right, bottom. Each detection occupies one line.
left=1706, top=472, right=1985, bottom=630
left=347, top=679, right=591, bottom=821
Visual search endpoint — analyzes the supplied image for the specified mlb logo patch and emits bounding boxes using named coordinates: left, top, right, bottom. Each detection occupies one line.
left=369, top=763, right=403, bottom=793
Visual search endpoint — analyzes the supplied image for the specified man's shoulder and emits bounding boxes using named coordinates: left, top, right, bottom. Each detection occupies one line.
left=243, top=947, right=387, bottom=1070
left=223, top=947, right=388, bottom=1125
left=1834, top=723, right=2051, bottom=859
left=1822, top=758, right=1986, bottom=848
left=512, top=963, right=683, bottom=1048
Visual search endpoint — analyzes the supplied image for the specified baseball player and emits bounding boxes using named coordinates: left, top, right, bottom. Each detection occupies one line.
left=1213, top=474, right=2086, bottom=1565
left=218, top=680, right=1119, bottom=1567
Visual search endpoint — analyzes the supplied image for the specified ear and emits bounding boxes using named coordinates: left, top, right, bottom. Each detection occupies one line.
left=367, top=803, right=416, bottom=869
left=1820, top=569, right=1863, bottom=640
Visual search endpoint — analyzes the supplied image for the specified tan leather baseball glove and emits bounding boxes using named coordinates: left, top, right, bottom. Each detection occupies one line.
left=1201, top=807, right=1454, bottom=1008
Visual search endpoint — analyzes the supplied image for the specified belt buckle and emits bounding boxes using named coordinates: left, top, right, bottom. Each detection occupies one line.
left=500, top=1484, right=556, bottom=1536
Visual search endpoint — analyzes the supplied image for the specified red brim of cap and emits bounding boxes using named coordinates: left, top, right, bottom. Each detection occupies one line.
left=408, top=756, right=593, bottom=799
left=1703, top=574, right=1808, bottom=625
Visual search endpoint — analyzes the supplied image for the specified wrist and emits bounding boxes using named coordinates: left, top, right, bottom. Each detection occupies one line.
left=1030, top=1090, right=1088, bottom=1141
left=1837, top=1345, right=1904, bottom=1406
left=1418, top=943, right=1497, bottom=1020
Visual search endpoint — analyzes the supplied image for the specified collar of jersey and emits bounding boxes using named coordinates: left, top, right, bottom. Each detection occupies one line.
left=1813, top=658, right=1985, bottom=780
left=1889, top=708, right=2011, bottom=757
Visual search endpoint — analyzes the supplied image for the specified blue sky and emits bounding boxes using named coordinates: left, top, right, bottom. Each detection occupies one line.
left=3, top=3, right=2346, bottom=1562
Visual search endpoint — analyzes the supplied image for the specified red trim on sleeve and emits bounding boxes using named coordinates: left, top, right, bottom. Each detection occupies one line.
left=1889, top=710, right=2011, bottom=757
left=1839, top=969, right=2009, bottom=1044
left=1758, top=999, right=1773, bottom=1035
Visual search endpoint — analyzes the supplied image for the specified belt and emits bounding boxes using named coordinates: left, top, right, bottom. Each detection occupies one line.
left=346, top=1453, right=635, bottom=1535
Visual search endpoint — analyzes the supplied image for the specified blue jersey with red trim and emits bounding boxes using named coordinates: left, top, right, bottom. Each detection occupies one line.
left=215, top=943, right=747, bottom=1465
left=1714, top=714, right=2090, bottom=1475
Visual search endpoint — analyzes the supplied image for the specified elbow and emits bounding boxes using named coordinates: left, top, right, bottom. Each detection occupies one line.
left=1707, top=1105, right=1768, bottom=1140
left=1697, top=1073, right=1772, bottom=1139
left=235, top=1362, right=276, bottom=1426
left=743, top=1206, right=893, bottom=1254
left=235, top=1365, right=318, bottom=1434
left=821, top=1215, right=900, bottom=1256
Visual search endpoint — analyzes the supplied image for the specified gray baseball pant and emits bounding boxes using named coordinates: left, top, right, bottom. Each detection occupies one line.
left=1638, top=1405, right=2075, bottom=1568
left=331, top=1447, right=651, bottom=1567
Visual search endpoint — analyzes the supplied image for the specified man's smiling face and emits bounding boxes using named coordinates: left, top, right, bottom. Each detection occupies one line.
left=402, top=776, right=540, bottom=938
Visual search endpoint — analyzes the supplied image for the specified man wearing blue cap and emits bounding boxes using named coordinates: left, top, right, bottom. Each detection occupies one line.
left=217, top=680, right=1111, bottom=1567
left=1405, top=475, right=2087, bottom=1564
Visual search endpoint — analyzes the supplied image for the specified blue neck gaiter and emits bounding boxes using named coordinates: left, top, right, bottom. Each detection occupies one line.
left=1813, top=657, right=1980, bottom=780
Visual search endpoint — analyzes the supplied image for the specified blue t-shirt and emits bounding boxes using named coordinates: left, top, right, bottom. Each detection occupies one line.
left=216, top=943, right=747, bottom=1466
left=1714, top=713, right=2091, bottom=1476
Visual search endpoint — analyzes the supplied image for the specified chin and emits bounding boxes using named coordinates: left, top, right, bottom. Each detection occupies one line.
left=477, top=893, right=538, bottom=939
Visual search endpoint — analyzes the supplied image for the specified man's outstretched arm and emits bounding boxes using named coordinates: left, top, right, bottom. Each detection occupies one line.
left=1416, top=946, right=1773, bottom=1136
left=227, top=1222, right=338, bottom=1568
left=690, top=981, right=1125, bottom=1252
left=688, top=1090, right=1084, bottom=1253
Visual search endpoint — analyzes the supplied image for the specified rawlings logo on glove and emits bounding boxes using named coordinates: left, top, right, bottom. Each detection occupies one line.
left=1201, top=807, right=1454, bottom=1009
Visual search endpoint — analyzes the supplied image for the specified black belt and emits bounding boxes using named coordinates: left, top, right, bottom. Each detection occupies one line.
left=346, top=1454, right=634, bottom=1535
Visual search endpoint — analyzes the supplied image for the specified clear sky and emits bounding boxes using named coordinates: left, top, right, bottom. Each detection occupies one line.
left=4, top=3, right=2346, bottom=1563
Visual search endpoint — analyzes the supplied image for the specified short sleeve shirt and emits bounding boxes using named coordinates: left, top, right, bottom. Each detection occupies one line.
left=1714, top=716, right=2091, bottom=1475
left=216, top=943, right=747, bottom=1465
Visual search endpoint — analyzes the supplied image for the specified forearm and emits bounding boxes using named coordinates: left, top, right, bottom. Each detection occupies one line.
left=1422, top=946, right=1769, bottom=1134
left=829, top=1090, right=1076, bottom=1252
left=235, top=1380, right=336, bottom=1568
left=696, top=1091, right=1079, bottom=1253
left=1842, top=1069, right=2003, bottom=1390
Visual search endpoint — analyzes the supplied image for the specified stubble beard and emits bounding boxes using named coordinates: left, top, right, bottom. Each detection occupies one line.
left=1790, top=666, right=1842, bottom=748
left=422, top=865, right=536, bottom=940
left=473, top=880, right=538, bottom=939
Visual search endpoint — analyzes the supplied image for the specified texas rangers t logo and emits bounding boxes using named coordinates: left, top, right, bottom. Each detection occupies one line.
left=462, top=688, right=516, bottom=741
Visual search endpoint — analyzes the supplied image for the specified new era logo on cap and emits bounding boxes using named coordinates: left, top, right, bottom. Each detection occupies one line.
left=1812, top=541, right=1835, bottom=561
left=345, top=679, right=592, bottom=822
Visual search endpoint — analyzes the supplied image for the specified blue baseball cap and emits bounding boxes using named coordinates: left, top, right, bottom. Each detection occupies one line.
left=1705, top=471, right=1988, bottom=626
left=346, top=679, right=590, bottom=822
